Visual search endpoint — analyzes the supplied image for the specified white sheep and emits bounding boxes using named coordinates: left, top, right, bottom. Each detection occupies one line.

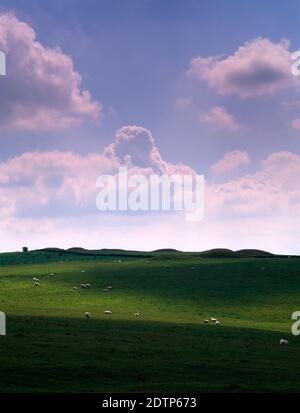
left=72, top=286, right=78, bottom=290
left=280, top=339, right=289, bottom=345
left=33, top=277, right=37, bottom=282
left=80, top=284, right=87, bottom=288
left=203, top=319, right=209, bottom=324
left=103, top=288, right=109, bottom=293
left=107, top=286, right=113, bottom=290
left=211, top=318, right=217, bottom=323
left=34, top=281, right=40, bottom=286
left=85, top=312, right=91, bottom=319
left=85, top=283, right=91, bottom=288
left=104, top=310, right=112, bottom=315
left=215, top=321, right=221, bottom=326
left=134, top=313, right=140, bottom=317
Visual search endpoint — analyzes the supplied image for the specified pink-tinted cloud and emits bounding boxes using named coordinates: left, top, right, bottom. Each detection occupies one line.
left=211, top=150, right=250, bottom=173
left=0, top=13, right=101, bottom=130
left=188, top=38, right=296, bottom=98
left=0, top=150, right=118, bottom=218
left=199, top=106, right=240, bottom=130
left=0, top=126, right=195, bottom=219
left=0, top=145, right=299, bottom=254
left=104, top=125, right=194, bottom=175
left=207, top=151, right=300, bottom=217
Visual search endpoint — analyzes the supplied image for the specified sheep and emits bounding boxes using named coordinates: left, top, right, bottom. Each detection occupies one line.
left=34, top=281, right=40, bottom=287
left=134, top=313, right=140, bottom=317
left=70, top=288, right=75, bottom=292
left=33, top=277, right=37, bottom=282
left=211, top=318, right=217, bottom=323
left=203, top=319, right=209, bottom=324
left=280, top=339, right=289, bottom=345
left=103, top=288, right=109, bottom=293
left=80, top=284, right=87, bottom=288
left=215, top=321, right=221, bottom=326
left=107, top=286, right=113, bottom=290
left=85, top=283, right=91, bottom=288
left=81, top=270, right=85, bottom=273
left=85, top=312, right=91, bottom=319
left=104, top=310, right=112, bottom=315
left=72, top=286, right=78, bottom=290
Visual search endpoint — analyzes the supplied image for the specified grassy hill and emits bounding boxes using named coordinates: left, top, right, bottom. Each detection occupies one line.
left=0, top=247, right=280, bottom=266
left=0, top=252, right=300, bottom=392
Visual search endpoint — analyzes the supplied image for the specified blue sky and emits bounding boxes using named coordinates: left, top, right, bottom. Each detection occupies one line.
left=0, top=1, right=300, bottom=252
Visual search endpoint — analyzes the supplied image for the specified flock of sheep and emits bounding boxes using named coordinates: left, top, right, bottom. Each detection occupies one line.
left=203, top=317, right=221, bottom=326
left=202, top=316, right=288, bottom=345
left=32, top=269, right=140, bottom=321
left=32, top=264, right=290, bottom=346
left=84, top=311, right=140, bottom=319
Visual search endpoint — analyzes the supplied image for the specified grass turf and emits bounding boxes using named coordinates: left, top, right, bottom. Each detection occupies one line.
left=0, top=255, right=299, bottom=392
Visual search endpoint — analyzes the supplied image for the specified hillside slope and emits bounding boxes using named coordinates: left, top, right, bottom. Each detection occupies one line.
left=0, top=256, right=300, bottom=392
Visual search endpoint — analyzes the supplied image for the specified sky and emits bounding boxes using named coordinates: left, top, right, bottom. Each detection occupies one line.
left=0, top=0, right=300, bottom=253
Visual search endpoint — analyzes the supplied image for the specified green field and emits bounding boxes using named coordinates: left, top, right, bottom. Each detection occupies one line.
left=0, top=251, right=300, bottom=393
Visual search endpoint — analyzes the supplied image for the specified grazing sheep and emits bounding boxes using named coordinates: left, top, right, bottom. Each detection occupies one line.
left=103, top=288, right=109, bottom=293
left=33, top=277, right=37, bottom=281
left=72, top=286, right=78, bottom=290
left=85, top=312, right=91, bottom=319
left=104, top=310, right=112, bottom=315
left=211, top=318, right=217, bottom=323
left=80, top=284, right=87, bottom=288
left=34, top=281, right=40, bottom=286
left=81, top=270, right=85, bottom=273
left=50, top=273, right=55, bottom=276
left=280, top=339, right=289, bottom=345
left=134, top=313, right=140, bottom=317
left=107, top=286, right=113, bottom=290
left=215, top=321, right=221, bottom=326
left=85, top=283, right=91, bottom=288
left=203, top=319, right=209, bottom=324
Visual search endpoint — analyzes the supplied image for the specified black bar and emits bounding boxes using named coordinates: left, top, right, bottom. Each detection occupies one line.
left=0, top=393, right=296, bottom=409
